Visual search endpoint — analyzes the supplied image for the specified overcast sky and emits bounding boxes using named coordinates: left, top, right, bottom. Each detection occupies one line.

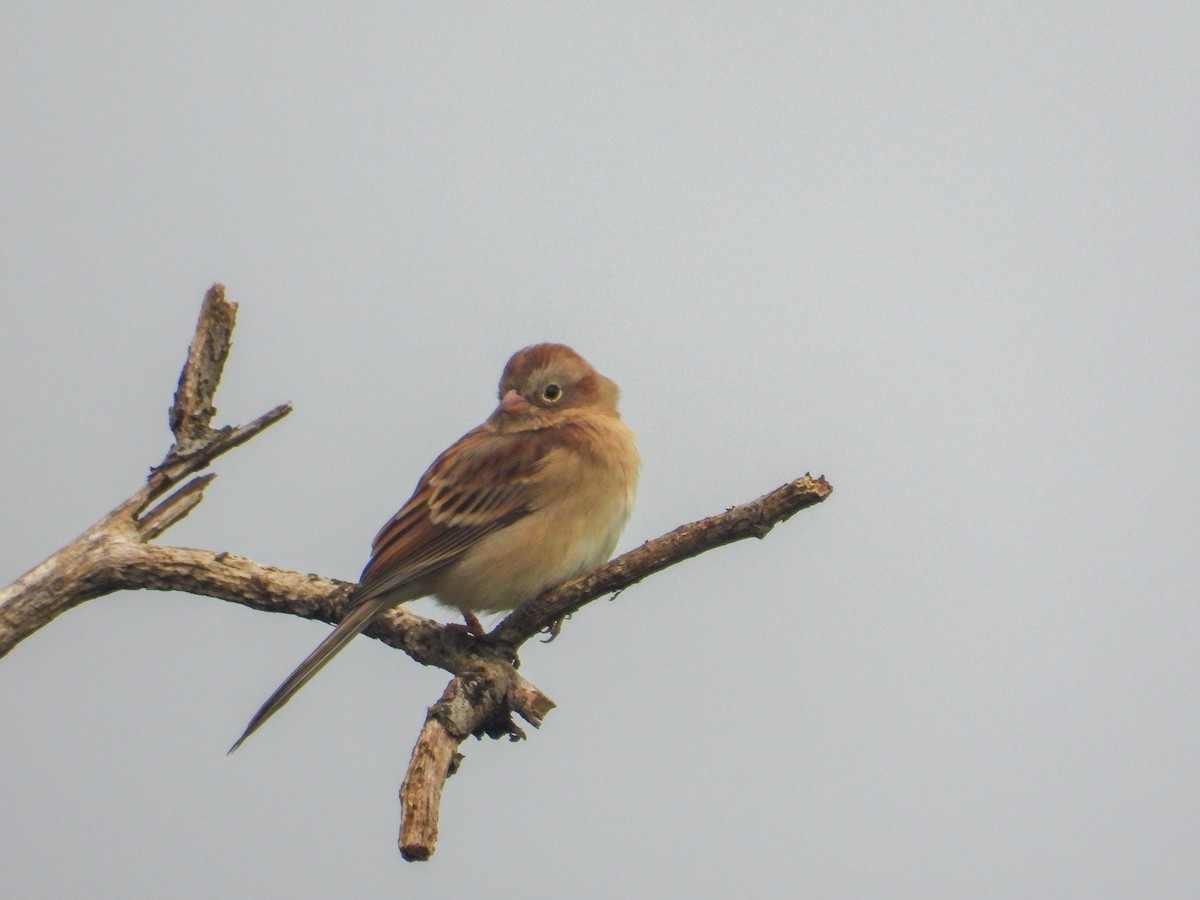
left=3, top=4, right=1198, bottom=898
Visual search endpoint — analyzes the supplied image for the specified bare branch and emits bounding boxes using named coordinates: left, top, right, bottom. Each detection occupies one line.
left=0, top=510, right=132, bottom=649
left=398, top=717, right=460, bottom=862
left=137, top=474, right=216, bottom=540
left=0, top=285, right=290, bottom=658
left=149, top=401, right=293, bottom=494
left=169, top=283, right=237, bottom=452
left=399, top=661, right=524, bottom=861
left=0, top=284, right=832, bottom=863
left=491, top=474, right=833, bottom=647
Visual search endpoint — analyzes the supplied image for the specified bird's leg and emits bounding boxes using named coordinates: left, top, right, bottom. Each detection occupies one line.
left=444, top=610, right=486, bottom=637
left=462, top=611, right=485, bottom=636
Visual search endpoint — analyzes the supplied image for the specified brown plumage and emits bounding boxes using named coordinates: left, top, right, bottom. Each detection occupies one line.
left=230, top=343, right=638, bottom=752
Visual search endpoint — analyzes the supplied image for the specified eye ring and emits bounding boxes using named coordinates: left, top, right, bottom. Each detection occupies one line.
left=541, top=383, right=563, bottom=403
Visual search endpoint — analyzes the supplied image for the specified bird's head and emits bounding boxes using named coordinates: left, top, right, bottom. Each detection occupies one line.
left=490, top=343, right=620, bottom=432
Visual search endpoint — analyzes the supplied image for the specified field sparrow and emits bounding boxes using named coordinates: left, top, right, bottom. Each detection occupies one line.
left=230, top=343, right=638, bottom=751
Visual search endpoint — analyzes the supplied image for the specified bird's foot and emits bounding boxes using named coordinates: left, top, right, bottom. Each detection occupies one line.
left=444, top=612, right=521, bottom=666
left=540, top=615, right=569, bottom=643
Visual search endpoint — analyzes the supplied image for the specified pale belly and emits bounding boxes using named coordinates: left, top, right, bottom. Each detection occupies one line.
left=427, top=457, right=636, bottom=615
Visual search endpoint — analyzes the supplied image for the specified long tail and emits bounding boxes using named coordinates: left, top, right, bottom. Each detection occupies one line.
left=228, top=594, right=395, bottom=753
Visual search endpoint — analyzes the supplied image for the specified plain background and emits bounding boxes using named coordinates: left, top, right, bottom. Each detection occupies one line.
left=3, top=4, right=1198, bottom=897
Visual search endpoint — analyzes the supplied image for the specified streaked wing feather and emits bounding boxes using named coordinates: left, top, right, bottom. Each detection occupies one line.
left=358, top=425, right=550, bottom=599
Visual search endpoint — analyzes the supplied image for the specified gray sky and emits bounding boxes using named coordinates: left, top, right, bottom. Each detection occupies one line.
left=3, top=4, right=1198, bottom=897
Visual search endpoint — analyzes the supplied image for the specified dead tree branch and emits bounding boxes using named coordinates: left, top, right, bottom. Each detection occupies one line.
left=0, top=284, right=832, bottom=862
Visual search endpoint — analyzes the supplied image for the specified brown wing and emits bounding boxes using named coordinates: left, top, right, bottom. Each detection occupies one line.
left=356, top=424, right=552, bottom=601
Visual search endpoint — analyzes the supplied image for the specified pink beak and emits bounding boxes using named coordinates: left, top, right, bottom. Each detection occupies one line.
left=499, top=389, right=531, bottom=416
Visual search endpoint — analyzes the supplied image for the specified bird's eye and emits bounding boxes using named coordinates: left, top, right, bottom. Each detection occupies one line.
left=542, top=383, right=563, bottom=402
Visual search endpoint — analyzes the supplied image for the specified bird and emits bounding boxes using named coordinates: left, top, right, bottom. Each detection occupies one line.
left=229, top=342, right=639, bottom=752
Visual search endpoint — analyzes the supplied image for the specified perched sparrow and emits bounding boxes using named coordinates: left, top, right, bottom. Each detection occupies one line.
left=230, top=343, right=639, bottom=752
